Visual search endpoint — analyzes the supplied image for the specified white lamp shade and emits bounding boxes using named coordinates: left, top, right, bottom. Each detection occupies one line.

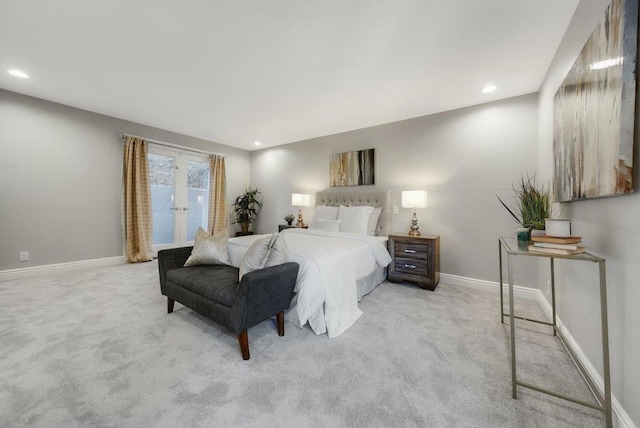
left=402, top=190, right=428, bottom=208
left=291, top=193, right=311, bottom=207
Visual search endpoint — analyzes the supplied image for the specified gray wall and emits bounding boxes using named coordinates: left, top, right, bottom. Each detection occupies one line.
left=251, top=94, right=540, bottom=286
left=538, top=0, right=640, bottom=423
left=0, top=89, right=251, bottom=270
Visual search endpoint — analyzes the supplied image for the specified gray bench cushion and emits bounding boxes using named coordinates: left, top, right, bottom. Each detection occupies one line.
left=166, top=265, right=239, bottom=307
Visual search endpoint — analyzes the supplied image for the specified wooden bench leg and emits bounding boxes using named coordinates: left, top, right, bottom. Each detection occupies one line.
left=238, top=330, right=250, bottom=360
left=167, top=298, right=175, bottom=313
left=277, top=312, right=285, bottom=336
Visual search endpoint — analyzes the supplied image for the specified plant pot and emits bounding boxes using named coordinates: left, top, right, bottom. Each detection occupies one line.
left=516, top=227, right=530, bottom=242
left=286, top=220, right=293, bottom=225
left=530, top=229, right=545, bottom=237
left=240, top=222, right=250, bottom=233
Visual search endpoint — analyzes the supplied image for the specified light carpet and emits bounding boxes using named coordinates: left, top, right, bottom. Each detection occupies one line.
left=0, top=261, right=604, bottom=427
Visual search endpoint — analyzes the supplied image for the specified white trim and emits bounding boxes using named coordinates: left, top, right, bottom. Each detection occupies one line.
left=439, top=272, right=539, bottom=300
left=535, top=292, right=636, bottom=428
left=0, top=256, right=126, bottom=281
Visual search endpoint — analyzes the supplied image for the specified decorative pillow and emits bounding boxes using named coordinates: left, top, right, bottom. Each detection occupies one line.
left=367, top=207, right=382, bottom=236
left=313, top=218, right=341, bottom=232
left=239, top=236, right=270, bottom=278
left=338, top=205, right=374, bottom=235
left=266, top=234, right=289, bottom=267
left=184, top=227, right=231, bottom=267
left=309, top=205, right=340, bottom=228
left=239, top=232, right=290, bottom=280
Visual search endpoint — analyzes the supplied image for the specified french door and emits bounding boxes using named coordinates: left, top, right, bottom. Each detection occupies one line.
left=148, top=146, right=210, bottom=254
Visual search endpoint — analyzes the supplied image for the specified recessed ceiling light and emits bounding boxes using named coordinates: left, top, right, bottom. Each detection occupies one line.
left=482, top=84, right=497, bottom=94
left=8, top=69, right=29, bottom=79
left=254, top=141, right=261, bottom=146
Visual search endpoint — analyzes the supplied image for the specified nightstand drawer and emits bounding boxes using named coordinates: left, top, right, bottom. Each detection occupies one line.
left=395, top=242, right=429, bottom=259
left=278, top=224, right=309, bottom=232
left=395, top=257, right=428, bottom=275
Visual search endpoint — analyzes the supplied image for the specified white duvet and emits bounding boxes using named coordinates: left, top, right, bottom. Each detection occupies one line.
left=227, top=229, right=391, bottom=338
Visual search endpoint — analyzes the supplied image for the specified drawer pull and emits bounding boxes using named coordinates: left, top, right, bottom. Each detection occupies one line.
left=404, top=249, right=416, bottom=254
left=404, top=264, right=416, bottom=269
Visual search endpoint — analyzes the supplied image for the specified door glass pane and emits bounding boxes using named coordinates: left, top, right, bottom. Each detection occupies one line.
left=186, top=160, right=209, bottom=241
left=148, top=154, right=175, bottom=245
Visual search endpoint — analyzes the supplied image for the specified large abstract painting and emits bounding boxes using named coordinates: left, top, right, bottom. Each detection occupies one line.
left=553, top=0, right=638, bottom=202
left=330, top=149, right=375, bottom=187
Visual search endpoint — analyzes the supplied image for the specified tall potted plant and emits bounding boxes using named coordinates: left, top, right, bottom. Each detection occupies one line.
left=497, top=175, right=551, bottom=235
left=233, top=187, right=262, bottom=233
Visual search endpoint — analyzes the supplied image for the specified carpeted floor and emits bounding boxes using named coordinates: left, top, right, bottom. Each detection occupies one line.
left=0, top=261, right=604, bottom=427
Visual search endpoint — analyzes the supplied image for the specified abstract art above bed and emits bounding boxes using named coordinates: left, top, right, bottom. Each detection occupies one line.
left=553, top=0, right=638, bottom=202
left=330, top=148, right=375, bottom=187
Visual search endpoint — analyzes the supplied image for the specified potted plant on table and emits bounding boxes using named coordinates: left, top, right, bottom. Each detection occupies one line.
left=284, top=213, right=295, bottom=226
left=233, top=187, right=262, bottom=234
left=497, top=175, right=551, bottom=240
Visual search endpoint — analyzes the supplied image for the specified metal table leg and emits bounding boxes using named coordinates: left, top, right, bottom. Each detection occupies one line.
left=550, top=258, right=556, bottom=336
left=599, top=261, right=612, bottom=428
left=508, top=253, right=517, bottom=399
left=499, top=239, right=504, bottom=324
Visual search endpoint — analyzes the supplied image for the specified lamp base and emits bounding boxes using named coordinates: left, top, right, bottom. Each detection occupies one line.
left=296, top=208, right=305, bottom=227
left=408, top=211, right=421, bottom=236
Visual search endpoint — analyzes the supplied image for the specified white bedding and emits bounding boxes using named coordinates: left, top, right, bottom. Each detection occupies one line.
left=227, top=229, right=391, bottom=338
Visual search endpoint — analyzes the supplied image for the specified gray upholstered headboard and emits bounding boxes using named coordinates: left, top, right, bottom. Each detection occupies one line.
left=315, top=189, right=392, bottom=236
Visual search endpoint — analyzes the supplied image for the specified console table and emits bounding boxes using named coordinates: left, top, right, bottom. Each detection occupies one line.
left=498, top=238, right=611, bottom=427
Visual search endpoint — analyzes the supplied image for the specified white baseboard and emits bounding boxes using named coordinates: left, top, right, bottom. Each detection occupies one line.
left=440, top=272, right=635, bottom=428
left=0, top=256, right=126, bottom=281
left=439, top=272, right=539, bottom=300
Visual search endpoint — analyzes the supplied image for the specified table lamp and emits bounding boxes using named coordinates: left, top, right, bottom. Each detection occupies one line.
left=291, top=193, right=311, bottom=227
left=402, top=190, right=428, bottom=236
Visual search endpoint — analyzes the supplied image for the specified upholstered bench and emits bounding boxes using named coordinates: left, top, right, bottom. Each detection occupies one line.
left=158, top=246, right=299, bottom=360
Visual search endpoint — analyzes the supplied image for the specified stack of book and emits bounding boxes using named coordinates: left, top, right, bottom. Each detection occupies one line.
left=528, top=235, right=585, bottom=255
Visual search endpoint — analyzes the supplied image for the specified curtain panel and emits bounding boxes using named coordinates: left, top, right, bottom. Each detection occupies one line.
left=208, top=155, right=228, bottom=235
left=123, top=137, right=153, bottom=262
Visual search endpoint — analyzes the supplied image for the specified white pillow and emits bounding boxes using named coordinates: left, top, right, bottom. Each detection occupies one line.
left=239, top=233, right=290, bottom=280
left=313, top=218, right=341, bottom=232
left=309, top=205, right=339, bottom=228
left=337, top=205, right=374, bottom=235
left=184, top=227, right=231, bottom=267
left=367, top=207, right=382, bottom=236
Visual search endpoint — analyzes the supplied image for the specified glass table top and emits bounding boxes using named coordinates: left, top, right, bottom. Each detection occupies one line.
left=500, top=237, right=604, bottom=262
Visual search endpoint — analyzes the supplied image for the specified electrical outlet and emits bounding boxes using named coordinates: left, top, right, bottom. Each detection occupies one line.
left=19, top=251, right=29, bottom=262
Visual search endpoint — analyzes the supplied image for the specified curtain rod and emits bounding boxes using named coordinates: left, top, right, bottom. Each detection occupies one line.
left=120, top=133, right=224, bottom=157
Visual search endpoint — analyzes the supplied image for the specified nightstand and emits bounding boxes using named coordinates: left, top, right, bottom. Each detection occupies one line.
left=278, top=224, right=309, bottom=232
left=387, top=234, right=440, bottom=290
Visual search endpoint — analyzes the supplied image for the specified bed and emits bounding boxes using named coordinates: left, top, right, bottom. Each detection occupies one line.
left=227, top=189, right=393, bottom=338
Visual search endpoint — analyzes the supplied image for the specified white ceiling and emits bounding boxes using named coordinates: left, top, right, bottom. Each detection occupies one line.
left=0, top=1, right=579, bottom=151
